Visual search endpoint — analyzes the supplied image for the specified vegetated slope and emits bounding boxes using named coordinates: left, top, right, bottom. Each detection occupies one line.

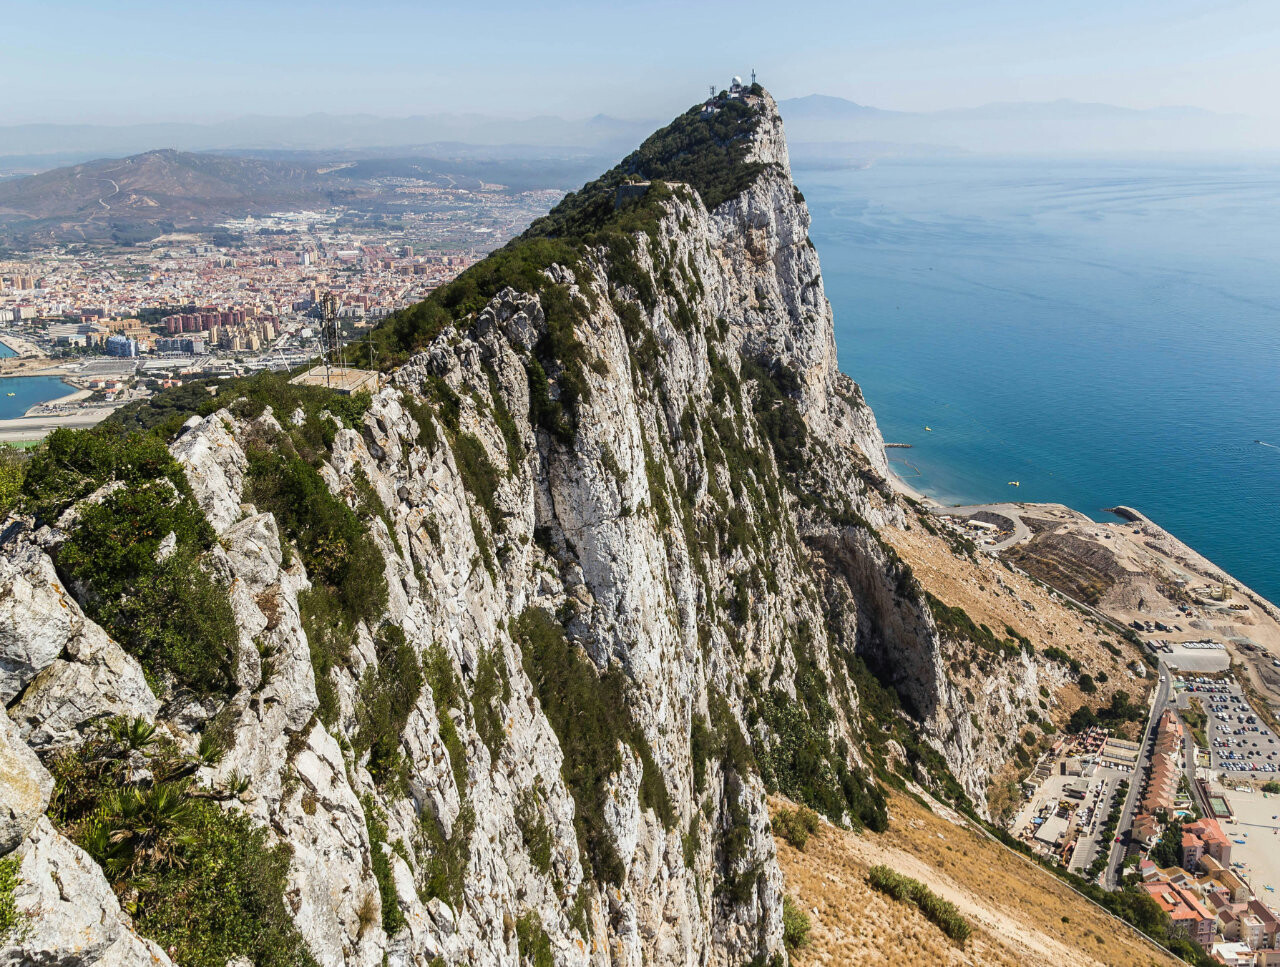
left=0, top=88, right=1179, bottom=967
left=772, top=792, right=1178, bottom=967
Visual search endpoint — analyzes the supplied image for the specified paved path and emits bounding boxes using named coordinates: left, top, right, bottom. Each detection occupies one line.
left=1105, top=664, right=1171, bottom=887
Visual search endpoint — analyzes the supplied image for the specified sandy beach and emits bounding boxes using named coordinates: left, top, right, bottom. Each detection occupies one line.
left=882, top=448, right=940, bottom=508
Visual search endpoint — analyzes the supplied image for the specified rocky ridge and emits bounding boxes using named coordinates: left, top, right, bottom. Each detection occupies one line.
left=0, top=88, right=1140, bottom=966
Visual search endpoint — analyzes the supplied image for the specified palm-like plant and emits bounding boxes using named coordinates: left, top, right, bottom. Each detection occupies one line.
left=93, top=782, right=199, bottom=874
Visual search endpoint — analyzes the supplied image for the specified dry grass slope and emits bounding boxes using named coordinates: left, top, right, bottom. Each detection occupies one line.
left=772, top=791, right=1179, bottom=967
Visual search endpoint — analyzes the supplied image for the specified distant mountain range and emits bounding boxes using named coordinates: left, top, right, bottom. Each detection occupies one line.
left=0, top=95, right=1269, bottom=189
left=0, top=148, right=608, bottom=247
left=776, top=95, right=1267, bottom=158
left=779, top=95, right=1232, bottom=123
left=0, top=150, right=356, bottom=245
left=0, top=113, right=657, bottom=175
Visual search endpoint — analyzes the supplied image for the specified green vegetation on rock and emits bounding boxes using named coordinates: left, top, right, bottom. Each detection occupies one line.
left=47, top=719, right=315, bottom=967
left=514, top=607, right=674, bottom=885
left=20, top=425, right=237, bottom=696
left=0, top=856, right=25, bottom=945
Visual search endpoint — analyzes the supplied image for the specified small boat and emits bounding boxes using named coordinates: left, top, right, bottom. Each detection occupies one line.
left=925, top=426, right=933, bottom=432
left=4, top=392, right=13, bottom=397
left=1007, top=481, right=1020, bottom=487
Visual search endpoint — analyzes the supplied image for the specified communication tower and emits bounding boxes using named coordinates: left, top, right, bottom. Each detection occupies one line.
left=318, top=292, right=344, bottom=387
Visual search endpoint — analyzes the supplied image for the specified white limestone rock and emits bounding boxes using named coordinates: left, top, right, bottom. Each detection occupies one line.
left=0, top=712, right=51, bottom=856
left=0, top=817, right=174, bottom=967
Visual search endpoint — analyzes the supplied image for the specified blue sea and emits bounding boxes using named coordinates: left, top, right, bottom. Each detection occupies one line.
left=0, top=341, right=71, bottom=421
left=796, top=158, right=1280, bottom=605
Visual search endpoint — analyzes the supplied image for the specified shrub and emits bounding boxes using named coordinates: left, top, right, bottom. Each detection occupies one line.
left=353, top=624, right=423, bottom=790
left=515, top=789, right=553, bottom=875
left=782, top=894, right=811, bottom=951
left=868, top=865, right=970, bottom=943
left=514, top=607, right=673, bottom=884
left=772, top=806, right=821, bottom=850
left=755, top=679, right=887, bottom=832
left=23, top=426, right=237, bottom=696
left=1042, top=646, right=1082, bottom=674
left=47, top=723, right=315, bottom=967
left=1078, top=673, right=1097, bottom=694
left=244, top=443, right=387, bottom=627
left=0, top=856, right=24, bottom=944
left=361, top=795, right=407, bottom=936
left=422, top=646, right=469, bottom=796
left=471, top=646, right=511, bottom=760
left=0, top=446, right=26, bottom=517
left=452, top=432, right=502, bottom=530
left=414, top=805, right=473, bottom=910
left=515, top=911, right=554, bottom=967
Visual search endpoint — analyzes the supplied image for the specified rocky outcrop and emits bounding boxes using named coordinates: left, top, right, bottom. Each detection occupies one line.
left=0, top=88, right=1066, bottom=966
left=0, top=713, right=50, bottom=856
left=1, top=818, right=174, bottom=967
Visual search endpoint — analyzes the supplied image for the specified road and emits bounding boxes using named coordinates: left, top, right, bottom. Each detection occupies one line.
left=1104, top=663, right=1171, bottom=887
left=1182, top=727, right=1214, bottom=819
left=930, top=502, right=1032, bottom=551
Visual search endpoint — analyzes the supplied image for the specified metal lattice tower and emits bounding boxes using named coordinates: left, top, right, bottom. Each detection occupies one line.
left=319, top=292, right=342, bottom=387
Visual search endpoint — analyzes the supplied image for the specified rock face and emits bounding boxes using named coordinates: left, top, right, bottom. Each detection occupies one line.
left=0, top=89, right=1069, bottom=966
left=1, top=818, right=174, bottom=967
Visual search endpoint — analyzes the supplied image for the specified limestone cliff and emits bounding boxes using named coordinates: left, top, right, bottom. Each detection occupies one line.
left=0, top=88, right=1137, bottom=967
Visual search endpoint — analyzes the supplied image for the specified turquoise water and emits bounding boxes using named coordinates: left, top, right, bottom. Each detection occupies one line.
left=797, top=158, right=1280, bottom=605
left=0, top=341, right=72, bottom=420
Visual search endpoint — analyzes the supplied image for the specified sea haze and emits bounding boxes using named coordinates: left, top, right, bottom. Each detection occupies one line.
left=797, top=157, right=1280, bottom=605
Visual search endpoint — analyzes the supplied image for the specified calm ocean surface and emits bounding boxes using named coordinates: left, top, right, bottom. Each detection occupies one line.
left=0, top=341, right=71, bottom=421
left=797, top=158, right=1280, bottom=605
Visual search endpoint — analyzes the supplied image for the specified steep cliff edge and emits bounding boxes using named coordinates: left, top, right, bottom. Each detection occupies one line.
left=0, top=88, right=1147, bottom=966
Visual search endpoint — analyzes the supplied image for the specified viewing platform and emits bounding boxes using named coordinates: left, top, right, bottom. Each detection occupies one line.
left=289, top=365, right=381, bottom=395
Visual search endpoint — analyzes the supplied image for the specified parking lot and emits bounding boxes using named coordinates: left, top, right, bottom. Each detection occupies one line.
left=1176, top=674, right=1279, bottom=775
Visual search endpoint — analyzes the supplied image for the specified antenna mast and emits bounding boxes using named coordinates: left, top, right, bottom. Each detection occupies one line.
left=320, top=291, right=342, bottom=388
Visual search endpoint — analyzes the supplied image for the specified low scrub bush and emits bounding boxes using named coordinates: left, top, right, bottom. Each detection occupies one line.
left=354, top=624, right=423, bottom=791
left=782, top=894, right=811, bottom=951
left=514, top=607, right=673, bottom=884
left=0, top=855, right=24, bottom=944
left=772, top=806, right=821, bottom=850
left=22, top=426, right=237, bottom=696
left=868, top=865, right=971, bottom=943
left=47, top=719, right=314, bottom=967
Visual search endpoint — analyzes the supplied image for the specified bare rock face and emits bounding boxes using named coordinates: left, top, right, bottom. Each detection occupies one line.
left=0, top=535, right=77, bottom=704
left=0, top=818, right=174, bottom=967
left=0, top=712, right=51, bottom=856
left=0, top=531, right=159, bottom=752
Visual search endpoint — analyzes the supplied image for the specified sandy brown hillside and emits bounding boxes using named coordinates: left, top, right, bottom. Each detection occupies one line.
left=773, top=792, right=1178, bottom=967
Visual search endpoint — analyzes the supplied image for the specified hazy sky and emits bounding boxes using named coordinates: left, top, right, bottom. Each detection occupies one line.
left=5, top=0, right=1279, bottom=125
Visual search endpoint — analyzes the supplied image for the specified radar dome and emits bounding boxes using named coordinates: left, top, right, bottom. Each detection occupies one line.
left=732, top=75, right=742, bottom=86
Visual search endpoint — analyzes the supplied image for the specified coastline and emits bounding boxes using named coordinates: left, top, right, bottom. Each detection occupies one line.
left=882, top=450, right=940, bottom=508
